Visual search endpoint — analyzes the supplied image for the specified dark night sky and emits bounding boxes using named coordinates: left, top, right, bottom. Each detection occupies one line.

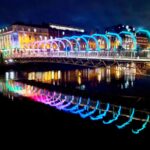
left=0, top=0, right=150, bottom=32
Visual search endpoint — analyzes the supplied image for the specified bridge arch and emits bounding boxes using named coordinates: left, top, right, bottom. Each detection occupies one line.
left=81, top=35, right=100, bottom=51
left=136, top=29, right=150, bottom=40
left=92, top=34, right=111, bottom=50
left=32, top=41, right=40, bottom=49
left=35, top=40, right=47, bottom=49
left=119, top=31, right=137, bottom=51
left=50, top=39, right=66, bottom=51
left=42, top=39, right=65, bottom=50
left=56, top=38, right=73, bottom=51
left=63, top=36, right=81, bottom=51
left=106, top=32, right=123, bottom=51
left=36, top=39, right=62, bottom=51
left=72, top=36, right=90, bottom=51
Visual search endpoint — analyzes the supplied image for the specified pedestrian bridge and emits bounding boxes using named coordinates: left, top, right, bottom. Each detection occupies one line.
left=4, top=50, right=150, bottom=66
left=2, top=28, right=150, bottom=65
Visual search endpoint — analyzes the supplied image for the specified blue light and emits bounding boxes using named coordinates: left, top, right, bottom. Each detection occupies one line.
left=70, top=98, right=90, bottom=114
left=79, top=101, right=99, bottom=119
left=132, top=115, right=150, bottom=134
left=81, top=35, right=100, bottom=51
left=90, top=103, right=110, bottom=121
left=92, top=34, right=111, bottom=50
left=58, top=96, right=75, bottom=110
left=103, top=106, right=122, bottom=124
left=63, top=97, right=82, bottom=112
left=72, top=36, right=90, bottom=51
left=64, top=36, right=81, bottom=51
left=117, top=108, right=135, bottom=129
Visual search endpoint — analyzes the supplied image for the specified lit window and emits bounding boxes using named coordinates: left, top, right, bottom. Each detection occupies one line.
left=45, top=36, right=47, bottom=40
left=34, top=28, right=37, bottom=32
left=39, top=35, right=42, bottom=40
left=28, top=28, right=31, bottom=32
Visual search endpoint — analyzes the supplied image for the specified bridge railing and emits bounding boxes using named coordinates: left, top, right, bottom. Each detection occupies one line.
left=3, top=49, right=150, bottom=60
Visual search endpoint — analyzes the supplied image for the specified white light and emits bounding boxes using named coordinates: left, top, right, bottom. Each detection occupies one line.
left=10, top=71, right=15, bottom=80
left=126, top=25, right=129, bottom=29
left=39, top=36, right=42, bottom=39
left=45, top=36, right=47, bottom=40
left=62, top=31, right=65, bottom=35
left=5, top=72, right=9, bottom=80
left=50, top=25, right=85, bottom=33
left=34, top=28, right=37, bottom=32
left=9, top=59, right=13, bottom=63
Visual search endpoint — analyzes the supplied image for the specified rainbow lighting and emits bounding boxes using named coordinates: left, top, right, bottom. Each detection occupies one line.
left=1, top=80, right=149, bottom=135
left=2, top=28, right=150, bottom=60
left=23, top=30, right=143, bottom=52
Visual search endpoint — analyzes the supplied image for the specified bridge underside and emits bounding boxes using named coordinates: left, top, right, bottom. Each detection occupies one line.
left=12, top=57, right=148, bottom=68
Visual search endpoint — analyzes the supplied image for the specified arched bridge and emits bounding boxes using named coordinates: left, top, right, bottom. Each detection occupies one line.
left=3, top=29, right=150, bottom=66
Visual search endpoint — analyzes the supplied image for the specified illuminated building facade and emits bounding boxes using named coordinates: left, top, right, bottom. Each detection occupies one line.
left=0, top=24, right=49, bottom=50
left=105, top=24, right=150, bottom=50
left=105, top=24, right=136, bottom=50
left=136, top=34, right=149, bottom=49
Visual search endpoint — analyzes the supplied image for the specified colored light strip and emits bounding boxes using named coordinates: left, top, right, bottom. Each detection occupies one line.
left=116, top=108, right=135, bottom=129
left=79, top=101, right=99, bottom=119
left=70, top=98, right=90, bottom=114
left=58, top=96, right=74, bottom=110
left=90, top=103, right=110, bottom=121
left=132, top=115, right=150, bottom=134
left=103, top=106, right=122, bottom=124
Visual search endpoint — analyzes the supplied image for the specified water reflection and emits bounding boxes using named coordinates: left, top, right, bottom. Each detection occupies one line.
left=5, top=71, right=16, bottom=80
left=26, top=65, right=137, bottom=90
left=0, top=80, right=149, bottom=135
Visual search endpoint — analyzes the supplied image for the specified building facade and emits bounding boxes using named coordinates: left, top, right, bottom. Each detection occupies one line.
left=0, top=24, right=49, bottom=50
left=105, top=24, right=149, bottom=50
left=136, top=34, right=149, bottom=49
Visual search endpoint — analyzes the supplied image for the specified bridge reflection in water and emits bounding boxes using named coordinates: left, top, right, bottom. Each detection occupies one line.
left=0, top=80, right=149, bottom=135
